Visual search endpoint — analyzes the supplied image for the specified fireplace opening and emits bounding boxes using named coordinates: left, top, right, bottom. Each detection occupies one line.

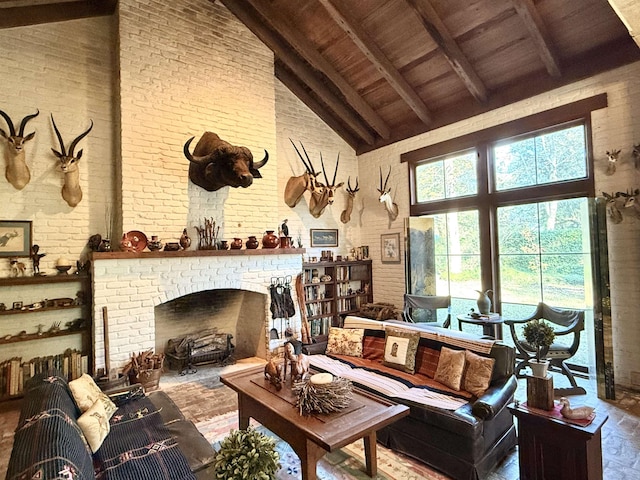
left=154, top=289, right=267, bottom=360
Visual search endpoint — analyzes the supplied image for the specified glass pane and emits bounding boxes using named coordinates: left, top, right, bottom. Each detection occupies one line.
left=445, top=151, right=477, bottom=198
left=415, top=162, right=444, bottom=202
left=448, top=210, right=480, bottom=254
left=499, top=254, right=542, bottom=304
left=494, top=137, right=535, bottom=190
left=433, top=214, right=448, bottom=255
left=539, top=198, right=590, bottom=254
left=541, top=254, right=587, bottom=308
left=498, top=204, right=540, bottom=255
left=449, top=254, right=481, bottom=299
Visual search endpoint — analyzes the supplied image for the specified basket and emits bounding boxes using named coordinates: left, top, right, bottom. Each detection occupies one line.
left=128, top=368, right=162, bottom=391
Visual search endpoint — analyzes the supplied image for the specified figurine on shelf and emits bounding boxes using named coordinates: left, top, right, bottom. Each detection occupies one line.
left=280, top=219, right=289, bottom=237
left=558, top=397, right=595, bottom=420
left=36, top=324, right=45, bottom=336
left=180, top=228, right=191, bottom=250
left=9, top=257, right=26, bottom=277
left=49, top=321, right=61, bottom=333
left=31, top=244, right=46, bottom=275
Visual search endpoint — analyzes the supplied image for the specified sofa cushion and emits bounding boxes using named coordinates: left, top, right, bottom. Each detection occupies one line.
left=463, top=350, right=495, bottom=397
left=383, top=327, right=420, bottom=373
left=326, top=327, right=364, bottom=357
left=77, top=398, right=111, bottom=452
left=434, top=347, right=466, bottom=390
left=69, top=373, right=117, bottom=419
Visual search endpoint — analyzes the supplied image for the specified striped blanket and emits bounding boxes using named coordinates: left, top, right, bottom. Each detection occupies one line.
left=309, top=355, right=468, bottom=410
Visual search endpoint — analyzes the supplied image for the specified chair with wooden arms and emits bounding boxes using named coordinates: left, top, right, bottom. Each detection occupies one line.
left=402, top=294, right=451, bottom=328
left=503, top=302, right=586, bottom=395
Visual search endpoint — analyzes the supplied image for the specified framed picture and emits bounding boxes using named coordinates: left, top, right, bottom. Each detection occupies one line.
left=381, top=232, right=401, bottom=263
left=0, top=220, right=32, bottom=257
left=310, top=229, right=338, bottom=247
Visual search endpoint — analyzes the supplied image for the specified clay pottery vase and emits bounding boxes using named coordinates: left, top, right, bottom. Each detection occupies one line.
left=262, top=230, right=279, bottom=249
left=179, top=228, right=191, bottom=250
left=219, top=240, right=229, bottom=250
left=148, top=235, right=163, bottom=251
left=230, top=238, right=243, bottom=249
left=246, top=236, right=259, bottom=249
left=120, top=234, right=134, bottom=252
left=98, top=238, right=112, bottom=252
left=279, top=236, right=291, bottom=248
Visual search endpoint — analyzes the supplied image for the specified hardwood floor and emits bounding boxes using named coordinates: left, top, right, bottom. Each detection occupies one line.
left=2, top=362, right=640, bottom=479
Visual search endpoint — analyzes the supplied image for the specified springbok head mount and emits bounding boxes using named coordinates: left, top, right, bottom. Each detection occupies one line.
left=0, top=108, right=39, bottom=190
left=51, top=114, right=93, bottom=207
left=605, top=149, right=621, bottom=176
left=377, top=166, right=399, bottom=221
left=340, top=176, right=359, bottom=224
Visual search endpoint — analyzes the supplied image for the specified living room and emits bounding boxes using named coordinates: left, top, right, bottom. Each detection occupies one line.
left=1, top=1, right=640, bottom=479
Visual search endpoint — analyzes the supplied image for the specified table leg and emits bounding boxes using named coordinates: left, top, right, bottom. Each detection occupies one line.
left=299, top=437, right=327, bottom=480
left=363, top=431, right=377, bottom=478
left=237, top=394, right=249, bottom=429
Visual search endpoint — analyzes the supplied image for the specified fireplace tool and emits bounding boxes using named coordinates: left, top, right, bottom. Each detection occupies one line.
left=269, top=276, right=296, bottom=341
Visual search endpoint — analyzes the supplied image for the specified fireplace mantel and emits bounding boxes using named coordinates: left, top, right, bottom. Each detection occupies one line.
left=92, top=247, right=305, bottom=260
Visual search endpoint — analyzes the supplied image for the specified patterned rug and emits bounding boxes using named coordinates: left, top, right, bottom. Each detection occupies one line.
left=196, top=410, right=449, bottom=480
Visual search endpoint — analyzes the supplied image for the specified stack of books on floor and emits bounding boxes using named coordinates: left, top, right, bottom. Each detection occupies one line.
left=0, top=349, right=87, bottom=398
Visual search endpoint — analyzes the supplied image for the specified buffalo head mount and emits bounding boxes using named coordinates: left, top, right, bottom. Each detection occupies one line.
left=183, top=132, right=268, bottom=192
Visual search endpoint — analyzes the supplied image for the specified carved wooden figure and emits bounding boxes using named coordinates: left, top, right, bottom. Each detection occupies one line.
left=283, top=341, right=310, bottom=383
left=340, top=176, right=359, bottom=224
left=51, top=115, right=93, bottom=207
left=264, top=358, right=283, bottom=390
left=0, top=108, right=39, bottom=190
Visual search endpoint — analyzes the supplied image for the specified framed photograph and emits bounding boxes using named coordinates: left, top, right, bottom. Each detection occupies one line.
left=0, top=220, right=32, bottom=257
left=381, top=232, right=401, bottom=263
left=310, top=229, right=339, bottom=248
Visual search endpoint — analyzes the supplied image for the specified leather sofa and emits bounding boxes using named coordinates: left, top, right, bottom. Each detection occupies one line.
left=308, top=316, right=518, bottom=480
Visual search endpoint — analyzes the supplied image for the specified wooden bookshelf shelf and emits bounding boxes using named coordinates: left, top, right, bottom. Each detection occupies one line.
left=0, top=328, right=87, bottom=345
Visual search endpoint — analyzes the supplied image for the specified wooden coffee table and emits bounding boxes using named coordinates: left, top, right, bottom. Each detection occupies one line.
left=221, top=366, right=409, bottom=480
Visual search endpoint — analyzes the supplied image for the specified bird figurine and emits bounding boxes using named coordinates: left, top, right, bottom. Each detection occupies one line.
left=558, top=397, right=595, bottom=420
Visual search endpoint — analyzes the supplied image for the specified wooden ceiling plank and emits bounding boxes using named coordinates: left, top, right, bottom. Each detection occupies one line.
left=511, top=0, right=562, bottom=77
left=406, top=0, right=488, bottom=103
left=318, top=0, right=433, bottom=126
left=246, top=0, right=391, bottom=139
left=220, top=0, right=375, bottom=145
left=275, top=61, right=360, bottom=150
left=0, top=0, right=116, bottom=29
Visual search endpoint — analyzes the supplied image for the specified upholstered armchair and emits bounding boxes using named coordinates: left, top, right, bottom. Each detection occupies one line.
left=504, top=302, right=586, bottom=394
left=402, top=294, right=451, bottom=328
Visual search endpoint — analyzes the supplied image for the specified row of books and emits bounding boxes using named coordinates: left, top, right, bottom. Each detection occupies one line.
left=337, top=295, right=365, bottom=313
left=304, top=285, right=330, bottom=301
left=306, top=302, right=332, bottom=318
left=0, top=349, right=87, bottom=398
left=310, top=318, right=331, bottom=337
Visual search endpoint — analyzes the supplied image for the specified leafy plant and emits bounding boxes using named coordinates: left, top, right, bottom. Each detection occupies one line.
left=523, top=319, right=556, bottom=362
left=214, top=427, right=280, bottom=480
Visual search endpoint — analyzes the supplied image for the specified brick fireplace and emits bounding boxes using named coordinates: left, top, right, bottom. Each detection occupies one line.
left=91, top=249, right=304, bottom=375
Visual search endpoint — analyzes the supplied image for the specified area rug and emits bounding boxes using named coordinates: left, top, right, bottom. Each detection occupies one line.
left=196, top=410, right=449, bottom=480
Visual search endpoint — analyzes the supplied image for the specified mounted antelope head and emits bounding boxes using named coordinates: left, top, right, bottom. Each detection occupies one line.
left=340, top=176, right=359, bottom=224
left=308, top=152, right=343, bottom=218
left=602, top=192, right=623, bottom=224
left=284, top=140, right=323, bottom=207
left=620, top=189, right=640, bottom=220
left=633, top=144, right=639, bottom=170
left=605, top=149, right=621, bottom=176
left=0, top=108, right=39, bottom=190
left=51, top=115, right=93, bottom=207
left=377, top=166, right=398, bottom=221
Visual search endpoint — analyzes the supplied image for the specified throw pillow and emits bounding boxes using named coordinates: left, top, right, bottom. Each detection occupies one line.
left=434, top=347, right=466, bottom=390
left=69, top=373, right=117, bottom=419
left=382, top=328, right=420, bottom=374
left=326, top=328, right=364, bottom=357
left=462, top=350, right=496, bottom=397
left=77, top=399, right=110, bottom=453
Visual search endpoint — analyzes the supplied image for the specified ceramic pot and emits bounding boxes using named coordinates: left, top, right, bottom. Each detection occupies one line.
left=219, top=240, right=229, bottom=250
left=179, top=228, right=191, bottom=250
left=164, top=242, right=180, bottom=251
left=262, top=230, right=279, bottom=249
left=120, top=234, right=134, bottom=252
left=475, top=289, right=492, bottom=314
left=529, top=360, right=549, bottom=378
left=230, top=238, right=243, bottom=249
left=98, top=238, right=112, bottom=252
left=279, top=236, right=291, bottom=248
left=246, top=236, right=259, bottom=249
left=148, top=235, right=163, bottom=251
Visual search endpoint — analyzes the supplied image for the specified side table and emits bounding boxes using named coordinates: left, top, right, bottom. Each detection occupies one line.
left=457, top=314, right=503, bottom=339
left=508, top=402, right=608, bottom=480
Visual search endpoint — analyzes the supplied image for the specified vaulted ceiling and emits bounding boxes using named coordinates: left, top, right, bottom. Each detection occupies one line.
left=3, top=0, right=639, bottom=154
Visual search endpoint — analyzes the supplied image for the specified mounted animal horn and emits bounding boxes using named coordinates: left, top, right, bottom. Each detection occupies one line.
left=0, top=108, right=39, bottom=190
left=284, top=139, right=323, bottom=208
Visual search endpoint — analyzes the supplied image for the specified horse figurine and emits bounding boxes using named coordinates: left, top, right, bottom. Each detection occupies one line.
left=264, top=358, right=283, bottom=390
left=283, top=341, right=310, bottom=383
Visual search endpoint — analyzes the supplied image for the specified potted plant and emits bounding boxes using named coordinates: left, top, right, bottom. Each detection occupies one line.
left=523, top=319, right=556, bottom=378
left=214, top=427, right=280, bottom=480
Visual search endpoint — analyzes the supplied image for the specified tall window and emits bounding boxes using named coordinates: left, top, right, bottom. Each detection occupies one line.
left=405, top=101, right=600, bottom=372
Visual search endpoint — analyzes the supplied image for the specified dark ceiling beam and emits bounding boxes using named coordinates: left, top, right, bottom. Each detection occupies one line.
left=511, top=0, right=562, bottom=77
left=318, top=0, right=433, bottom=126
left=220, top=0, right=375, bottom=145
left=0, top=0, right=116, bottom=29
left=246, top=0, right=390, bottom=140
left=406, top=0, right=488, bottom=103
left=275, top=61, right=360, bottom=150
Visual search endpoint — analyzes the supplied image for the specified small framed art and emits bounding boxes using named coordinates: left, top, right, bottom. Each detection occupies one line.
left=381, top=232, right=401, bottom=263
left=0, top=220, right=32, bottom=257
left=310, top=229, right=339, bottom=247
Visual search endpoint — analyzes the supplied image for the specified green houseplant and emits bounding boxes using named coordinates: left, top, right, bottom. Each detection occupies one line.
left=522, top=319, right=556, bottom=377
left=214, top=427, right=280, bottom=480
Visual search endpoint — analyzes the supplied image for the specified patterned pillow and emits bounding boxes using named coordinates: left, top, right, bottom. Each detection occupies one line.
left=326, top=328, right=364, bottom=357
left=69, top=373, right=117, bottom=419
left=462, top=350, right=495, bottom=397
left=77, top=399, right=110, bottom=452
left=382, top=328, right=420, bottom=374
left=434, top=347, right=466, bottom=390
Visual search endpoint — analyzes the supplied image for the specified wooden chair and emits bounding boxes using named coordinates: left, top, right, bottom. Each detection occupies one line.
left=402, top=294, right=451, bottom=328
left=504, top=302, right=586, bottom=394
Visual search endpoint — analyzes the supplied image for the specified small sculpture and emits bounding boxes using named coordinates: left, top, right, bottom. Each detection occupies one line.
left=283, top=341, right=310, bottom=383
left=87, top=234, right=102, bottom=251
left=558, top=397, right=595, bottom=420
left=31, top=244, right=46, bottom=275
left=264, top=359, right=283, bottom=391
left=9, top=257, right=26, bottom=277
left=280, top=219, right=289, bottom=237
left=180, top=228, right=191, bottom=250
